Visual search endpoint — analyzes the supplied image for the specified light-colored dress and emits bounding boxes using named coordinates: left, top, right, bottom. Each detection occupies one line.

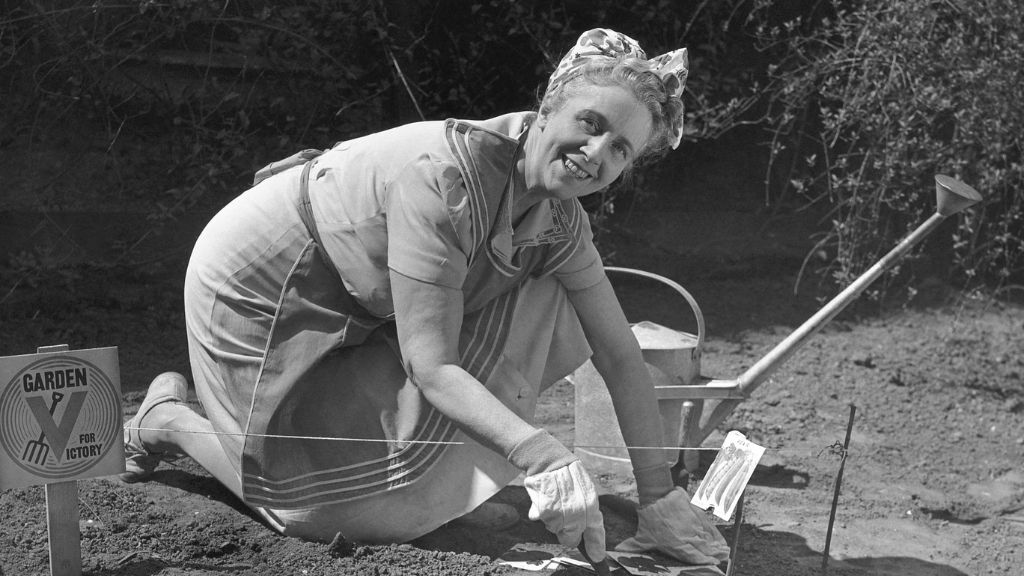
left=183, top=112, right=605, bottom=542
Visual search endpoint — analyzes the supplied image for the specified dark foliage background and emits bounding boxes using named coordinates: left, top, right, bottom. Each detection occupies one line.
left=1, top=0, right=1021, bottom=306
left=753, top=0, right=1024, bottom=299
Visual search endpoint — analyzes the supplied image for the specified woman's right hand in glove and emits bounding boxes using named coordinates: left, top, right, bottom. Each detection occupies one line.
left=508, top=429, right=607, bottom=563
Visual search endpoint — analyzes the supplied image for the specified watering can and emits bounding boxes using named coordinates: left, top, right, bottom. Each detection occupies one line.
left=573, top=175, right=983, bottom=476
left=573, top=268, right=706, bottom=476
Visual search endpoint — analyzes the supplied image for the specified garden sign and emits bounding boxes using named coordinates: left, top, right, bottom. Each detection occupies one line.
left=0, top=344, right=124, bottom=576
left=1, top=345, right=123, bottom=489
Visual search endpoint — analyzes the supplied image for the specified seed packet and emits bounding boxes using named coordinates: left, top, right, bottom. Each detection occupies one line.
left=690, top=430, right=765, bottom=521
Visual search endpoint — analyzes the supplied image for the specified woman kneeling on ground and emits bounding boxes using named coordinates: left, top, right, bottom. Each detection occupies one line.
left=121, top=28, right=729, bottom=567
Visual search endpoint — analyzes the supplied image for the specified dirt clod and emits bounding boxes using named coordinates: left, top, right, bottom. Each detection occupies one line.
left=328, top=532, right=356, bottom=558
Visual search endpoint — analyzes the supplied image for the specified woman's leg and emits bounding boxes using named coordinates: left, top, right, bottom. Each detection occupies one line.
left=135, top=388, right=246, bottom=502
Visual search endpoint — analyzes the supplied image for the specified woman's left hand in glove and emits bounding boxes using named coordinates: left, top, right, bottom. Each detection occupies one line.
left=615, top=486, right=730, bottom=565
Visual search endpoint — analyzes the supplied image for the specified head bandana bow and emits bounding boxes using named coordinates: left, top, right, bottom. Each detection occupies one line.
left=546, top=28, right=689, bottom=149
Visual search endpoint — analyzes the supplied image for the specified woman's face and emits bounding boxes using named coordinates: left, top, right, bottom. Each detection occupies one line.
left=526, top=85, right=653, bottom=201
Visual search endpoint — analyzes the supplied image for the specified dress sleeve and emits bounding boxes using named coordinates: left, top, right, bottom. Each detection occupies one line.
left=386, top=155, right=472, bottom=289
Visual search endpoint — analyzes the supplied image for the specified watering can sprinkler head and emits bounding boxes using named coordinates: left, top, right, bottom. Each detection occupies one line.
left=935, top=174, right=983, bottom=217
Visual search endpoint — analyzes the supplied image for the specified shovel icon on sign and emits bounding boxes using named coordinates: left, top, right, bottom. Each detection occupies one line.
left=22, top=391, right=64, bottom=465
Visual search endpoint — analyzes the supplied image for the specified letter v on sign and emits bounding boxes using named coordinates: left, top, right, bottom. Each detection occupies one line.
left=25, top=391, right=87, bottom=464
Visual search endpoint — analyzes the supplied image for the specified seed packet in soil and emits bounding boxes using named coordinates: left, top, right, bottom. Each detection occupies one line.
left=497, top=543, right=624, bottom=573
left=496, top=543, right=563, bottom=571
left=690, top=430, right=765, bottom=521
left=606, top=551, right=725, bottom=575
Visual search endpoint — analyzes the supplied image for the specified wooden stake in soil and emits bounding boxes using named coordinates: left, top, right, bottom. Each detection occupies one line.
left=821, top=404, right=856, bottom=576
left=725, top=492, right=744, bottom=576
left=37, top=344, right=81, bottom=576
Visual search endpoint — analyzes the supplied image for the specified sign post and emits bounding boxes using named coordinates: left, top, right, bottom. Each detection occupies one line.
left=0, top=344, right=124, bottom=576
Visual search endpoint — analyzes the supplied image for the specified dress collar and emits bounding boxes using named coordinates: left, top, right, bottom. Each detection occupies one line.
left=488, top=120, right=571, bottom=270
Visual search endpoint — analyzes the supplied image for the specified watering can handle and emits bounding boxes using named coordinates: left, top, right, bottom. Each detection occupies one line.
left=604, top=266, right=705, bottom=350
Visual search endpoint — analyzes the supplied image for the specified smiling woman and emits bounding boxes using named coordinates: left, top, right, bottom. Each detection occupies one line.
left=118, top=27, right=728, bottom=570
left=520, top=87, right=652, bottom=205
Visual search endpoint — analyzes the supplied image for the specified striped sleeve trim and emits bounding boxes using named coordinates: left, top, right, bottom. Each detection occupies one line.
left=444, top=121, right=486, bottom=269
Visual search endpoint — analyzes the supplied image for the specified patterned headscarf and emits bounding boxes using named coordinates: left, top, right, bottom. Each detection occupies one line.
left=546, top=28, right=689, bottom=149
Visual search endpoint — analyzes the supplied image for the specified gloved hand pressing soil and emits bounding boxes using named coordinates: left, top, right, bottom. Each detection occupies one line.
left=616, top=486, right=730, bottom=565
left=508, top=428, right=607, bottom=563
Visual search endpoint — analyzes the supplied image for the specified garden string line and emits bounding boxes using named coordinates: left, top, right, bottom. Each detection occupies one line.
left=126, top=425, right=855, bottom=455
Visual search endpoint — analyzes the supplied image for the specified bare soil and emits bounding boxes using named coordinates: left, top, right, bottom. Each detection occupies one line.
left=2, top=132, right=1023, bottom=576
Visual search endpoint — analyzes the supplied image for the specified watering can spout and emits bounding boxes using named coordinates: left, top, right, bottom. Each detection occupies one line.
left=936, top=174, right=983, bottom=217
left=690, top=174, right=983, bottom=443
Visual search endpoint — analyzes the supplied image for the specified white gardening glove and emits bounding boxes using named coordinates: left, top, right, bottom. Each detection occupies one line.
left=523, top=461, right=606, bottom=561
left=615, top=486, right=730, bottom=565
left=508, top=429, right=607, bottom=563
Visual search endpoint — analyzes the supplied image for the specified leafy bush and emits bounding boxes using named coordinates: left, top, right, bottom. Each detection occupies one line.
left=0, top=0, right=763, bottom=259
left=755, top=0, right=1024, bottom=298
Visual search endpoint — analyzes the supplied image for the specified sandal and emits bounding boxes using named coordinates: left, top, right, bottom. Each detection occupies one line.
left=120, top=372, right=189, bottom=483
